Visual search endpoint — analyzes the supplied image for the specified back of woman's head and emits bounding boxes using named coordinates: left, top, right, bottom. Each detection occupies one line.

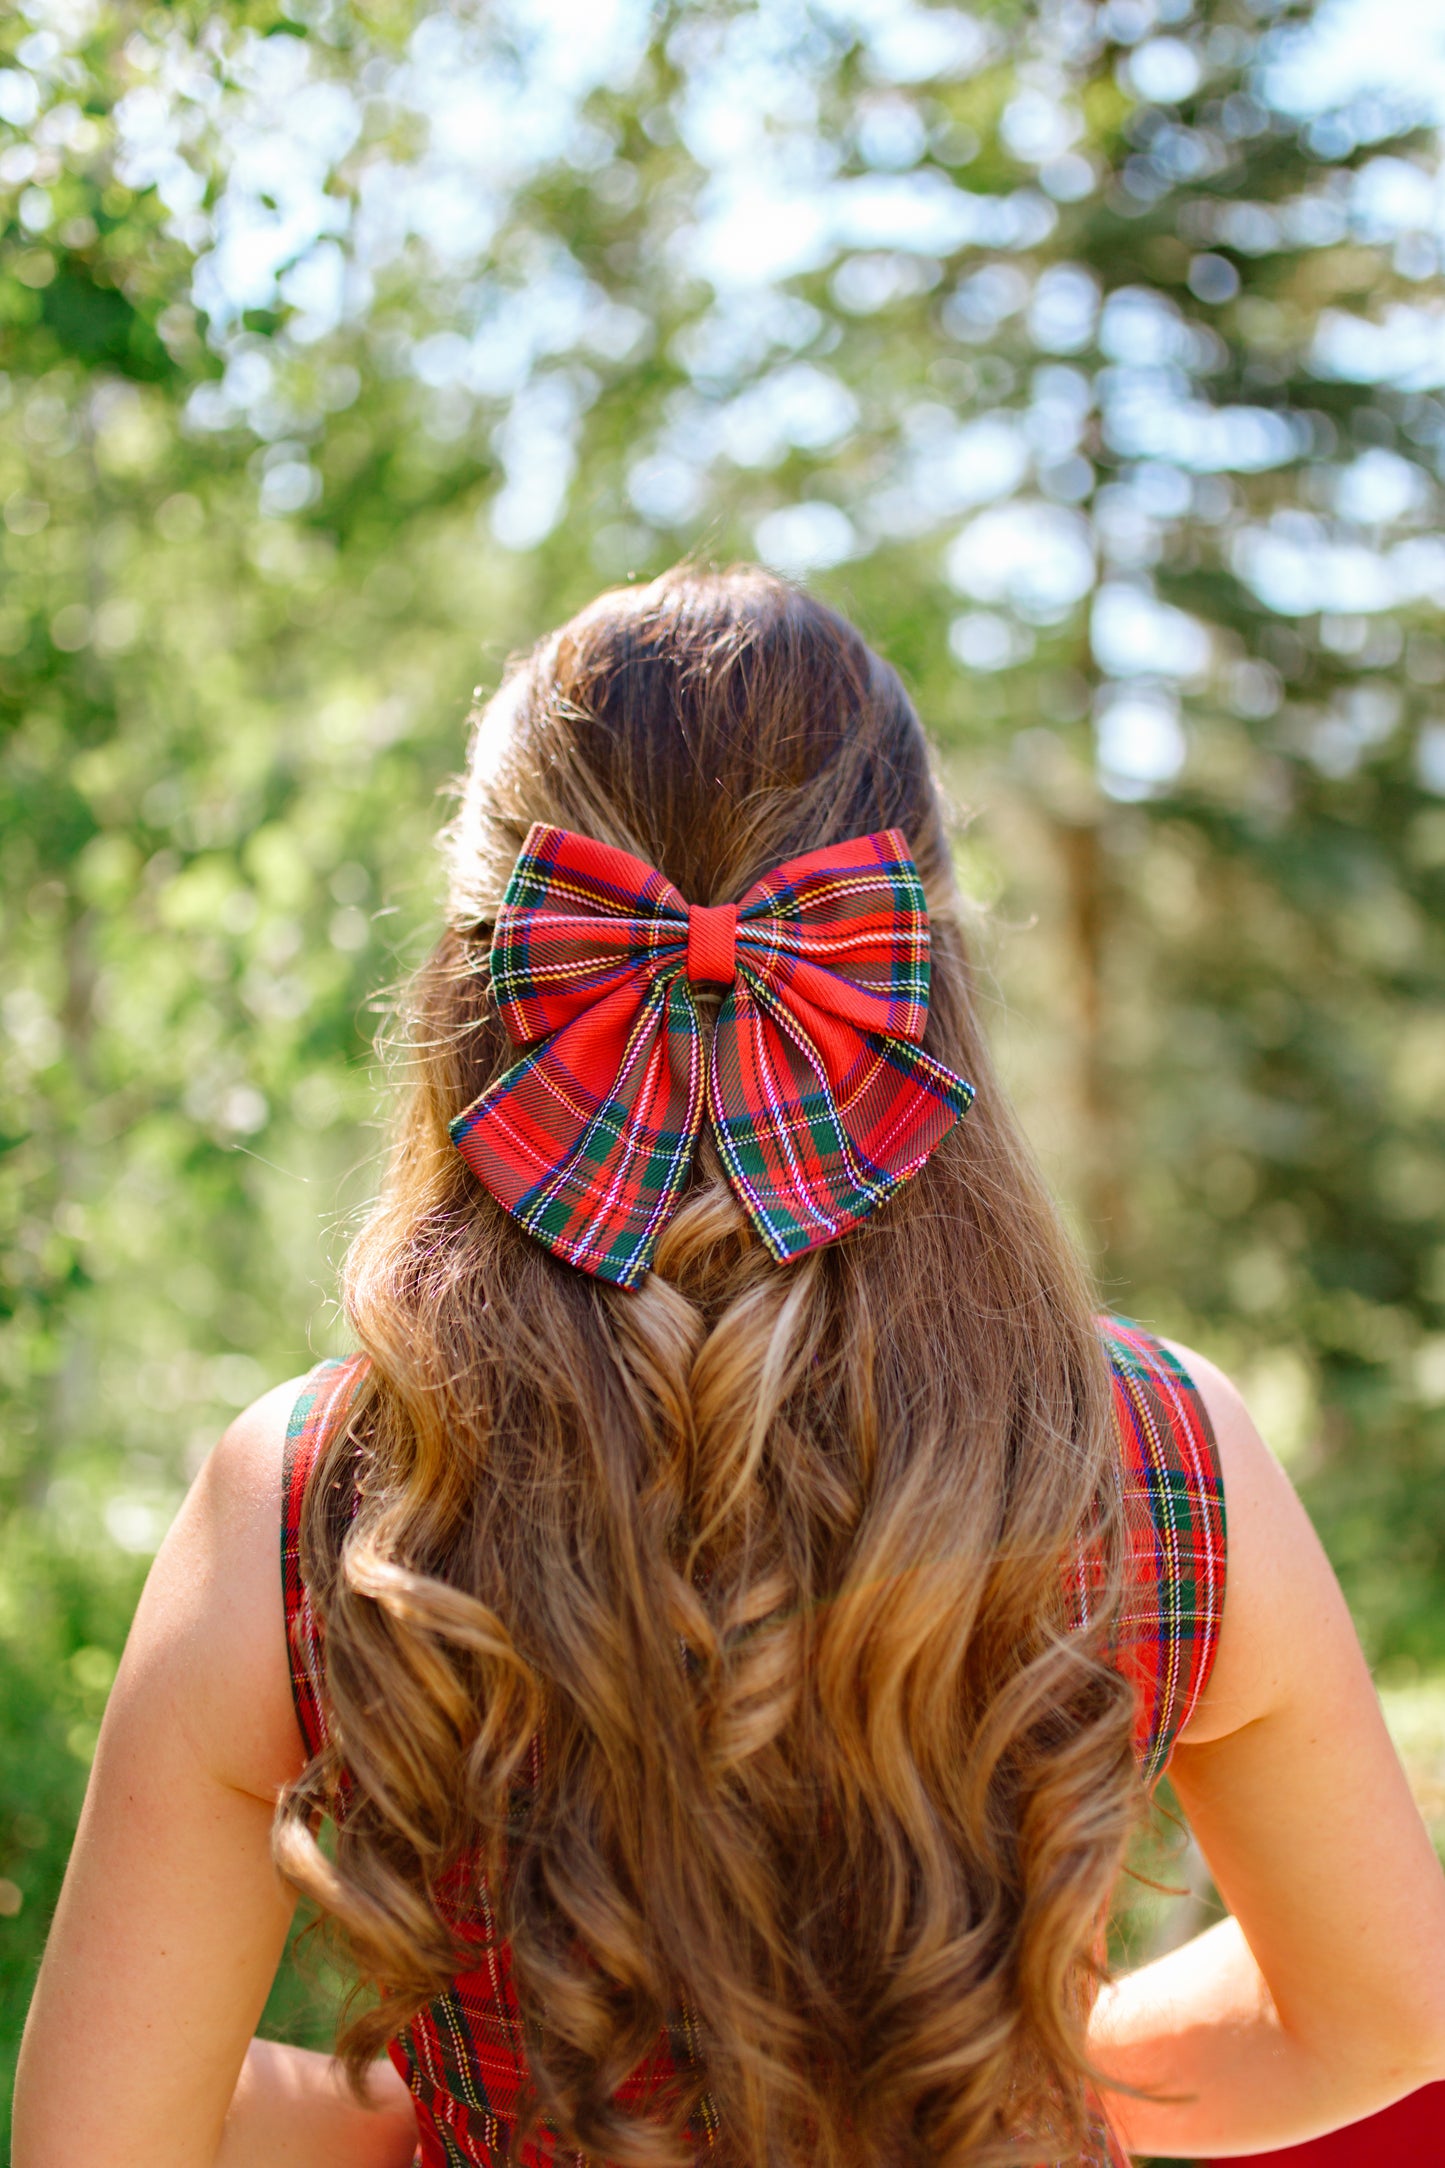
left=275, top=565, right=1138, bottom=2168
left=447, top=560, right=951, bottom=928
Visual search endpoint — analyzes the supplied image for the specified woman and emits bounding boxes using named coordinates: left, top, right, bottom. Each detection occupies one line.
left=16, top=567, right=1445, bottom=2167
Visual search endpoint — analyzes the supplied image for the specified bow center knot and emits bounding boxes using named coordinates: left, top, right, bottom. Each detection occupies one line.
left=685, top=901, right=738, bottom=988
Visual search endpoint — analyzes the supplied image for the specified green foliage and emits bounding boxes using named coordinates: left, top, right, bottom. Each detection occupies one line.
left=2, top=0, right=1444, bottom=2150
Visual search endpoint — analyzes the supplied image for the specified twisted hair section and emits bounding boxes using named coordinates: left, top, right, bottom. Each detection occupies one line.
left=272, top=567, right=1141, bottom=2167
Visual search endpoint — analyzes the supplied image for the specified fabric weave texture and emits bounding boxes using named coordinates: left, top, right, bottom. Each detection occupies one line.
left=449, top=823, right=976, bottom=1286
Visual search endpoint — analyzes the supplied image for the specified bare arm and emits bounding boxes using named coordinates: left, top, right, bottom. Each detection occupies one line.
left=1090, top=1343, right=1445, bottom=2157
left=217, top=2039, right=416, bottom=2168
left=13, top=1383, right=418, bottom=2168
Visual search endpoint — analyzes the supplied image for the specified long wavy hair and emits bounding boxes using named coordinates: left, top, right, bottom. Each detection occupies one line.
left=273, top=565, right=1141, bottom=2168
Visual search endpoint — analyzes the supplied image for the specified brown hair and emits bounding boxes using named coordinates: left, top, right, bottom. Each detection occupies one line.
left=273, top=565, right=1139, bottom=2166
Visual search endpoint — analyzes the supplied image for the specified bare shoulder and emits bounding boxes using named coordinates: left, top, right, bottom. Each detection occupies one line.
left=197, top=1372, right=307, bottom=1550
left=113, top=1374, right=313, bottom=1804
left=1160, top=1336, right=1347, bottom=1749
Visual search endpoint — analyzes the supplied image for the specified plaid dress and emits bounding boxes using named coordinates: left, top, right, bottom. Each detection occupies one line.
left=281, top=1316, right=1225, bottom=2168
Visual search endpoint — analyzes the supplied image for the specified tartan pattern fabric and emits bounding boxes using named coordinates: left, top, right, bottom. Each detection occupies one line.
left=281, top=1352, right=370, bottom=1764
left=1095, top=1315, right=1228, bottom=1790
left=449, top=823, right=975, bottom=1286
left=280, top=1319, right=1225, bottom=2168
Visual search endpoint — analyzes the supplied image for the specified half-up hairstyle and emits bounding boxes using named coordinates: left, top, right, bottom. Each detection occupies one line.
left=273, top=565, right=1140, bottom=2167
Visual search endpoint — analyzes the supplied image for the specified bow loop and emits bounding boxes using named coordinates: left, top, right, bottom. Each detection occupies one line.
left=451, top=822, right=974, bottom=1285
left=734, top=828, right=931, bottom=1045
left=487, top=827, right=690, bottom=1046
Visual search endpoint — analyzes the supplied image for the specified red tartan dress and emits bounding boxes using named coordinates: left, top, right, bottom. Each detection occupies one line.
left=281, top=1316, right=1226, bottom=2168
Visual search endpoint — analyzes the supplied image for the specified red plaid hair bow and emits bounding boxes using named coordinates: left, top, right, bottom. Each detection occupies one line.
left=450, top=823, right=975, bottom=1287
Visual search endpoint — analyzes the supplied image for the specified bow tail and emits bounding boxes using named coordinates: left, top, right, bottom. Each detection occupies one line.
left=707, top=976, right=975, bottom=1264
left=450, top=972, right=706, bottom=1287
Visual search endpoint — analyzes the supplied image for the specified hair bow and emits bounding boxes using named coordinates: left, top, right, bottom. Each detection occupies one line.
left=449, top=823, right=975, bottom=1287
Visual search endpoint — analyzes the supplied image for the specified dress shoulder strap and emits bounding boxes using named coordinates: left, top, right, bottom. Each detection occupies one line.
left=280, top=1353, right=372, bottom=1763
left=1097, top=1316, right=1228, bottom=1789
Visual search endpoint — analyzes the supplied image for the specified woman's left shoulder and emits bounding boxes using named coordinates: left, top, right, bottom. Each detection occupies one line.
left=1149, top=1335, right=1314, bottom=1751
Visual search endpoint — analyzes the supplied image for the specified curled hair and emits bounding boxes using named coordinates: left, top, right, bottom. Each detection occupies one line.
left=273, top=566, right=1141, bottom=2166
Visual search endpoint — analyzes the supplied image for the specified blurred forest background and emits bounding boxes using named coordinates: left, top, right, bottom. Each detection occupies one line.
left=3, top=0, right=1445, bottom=2150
